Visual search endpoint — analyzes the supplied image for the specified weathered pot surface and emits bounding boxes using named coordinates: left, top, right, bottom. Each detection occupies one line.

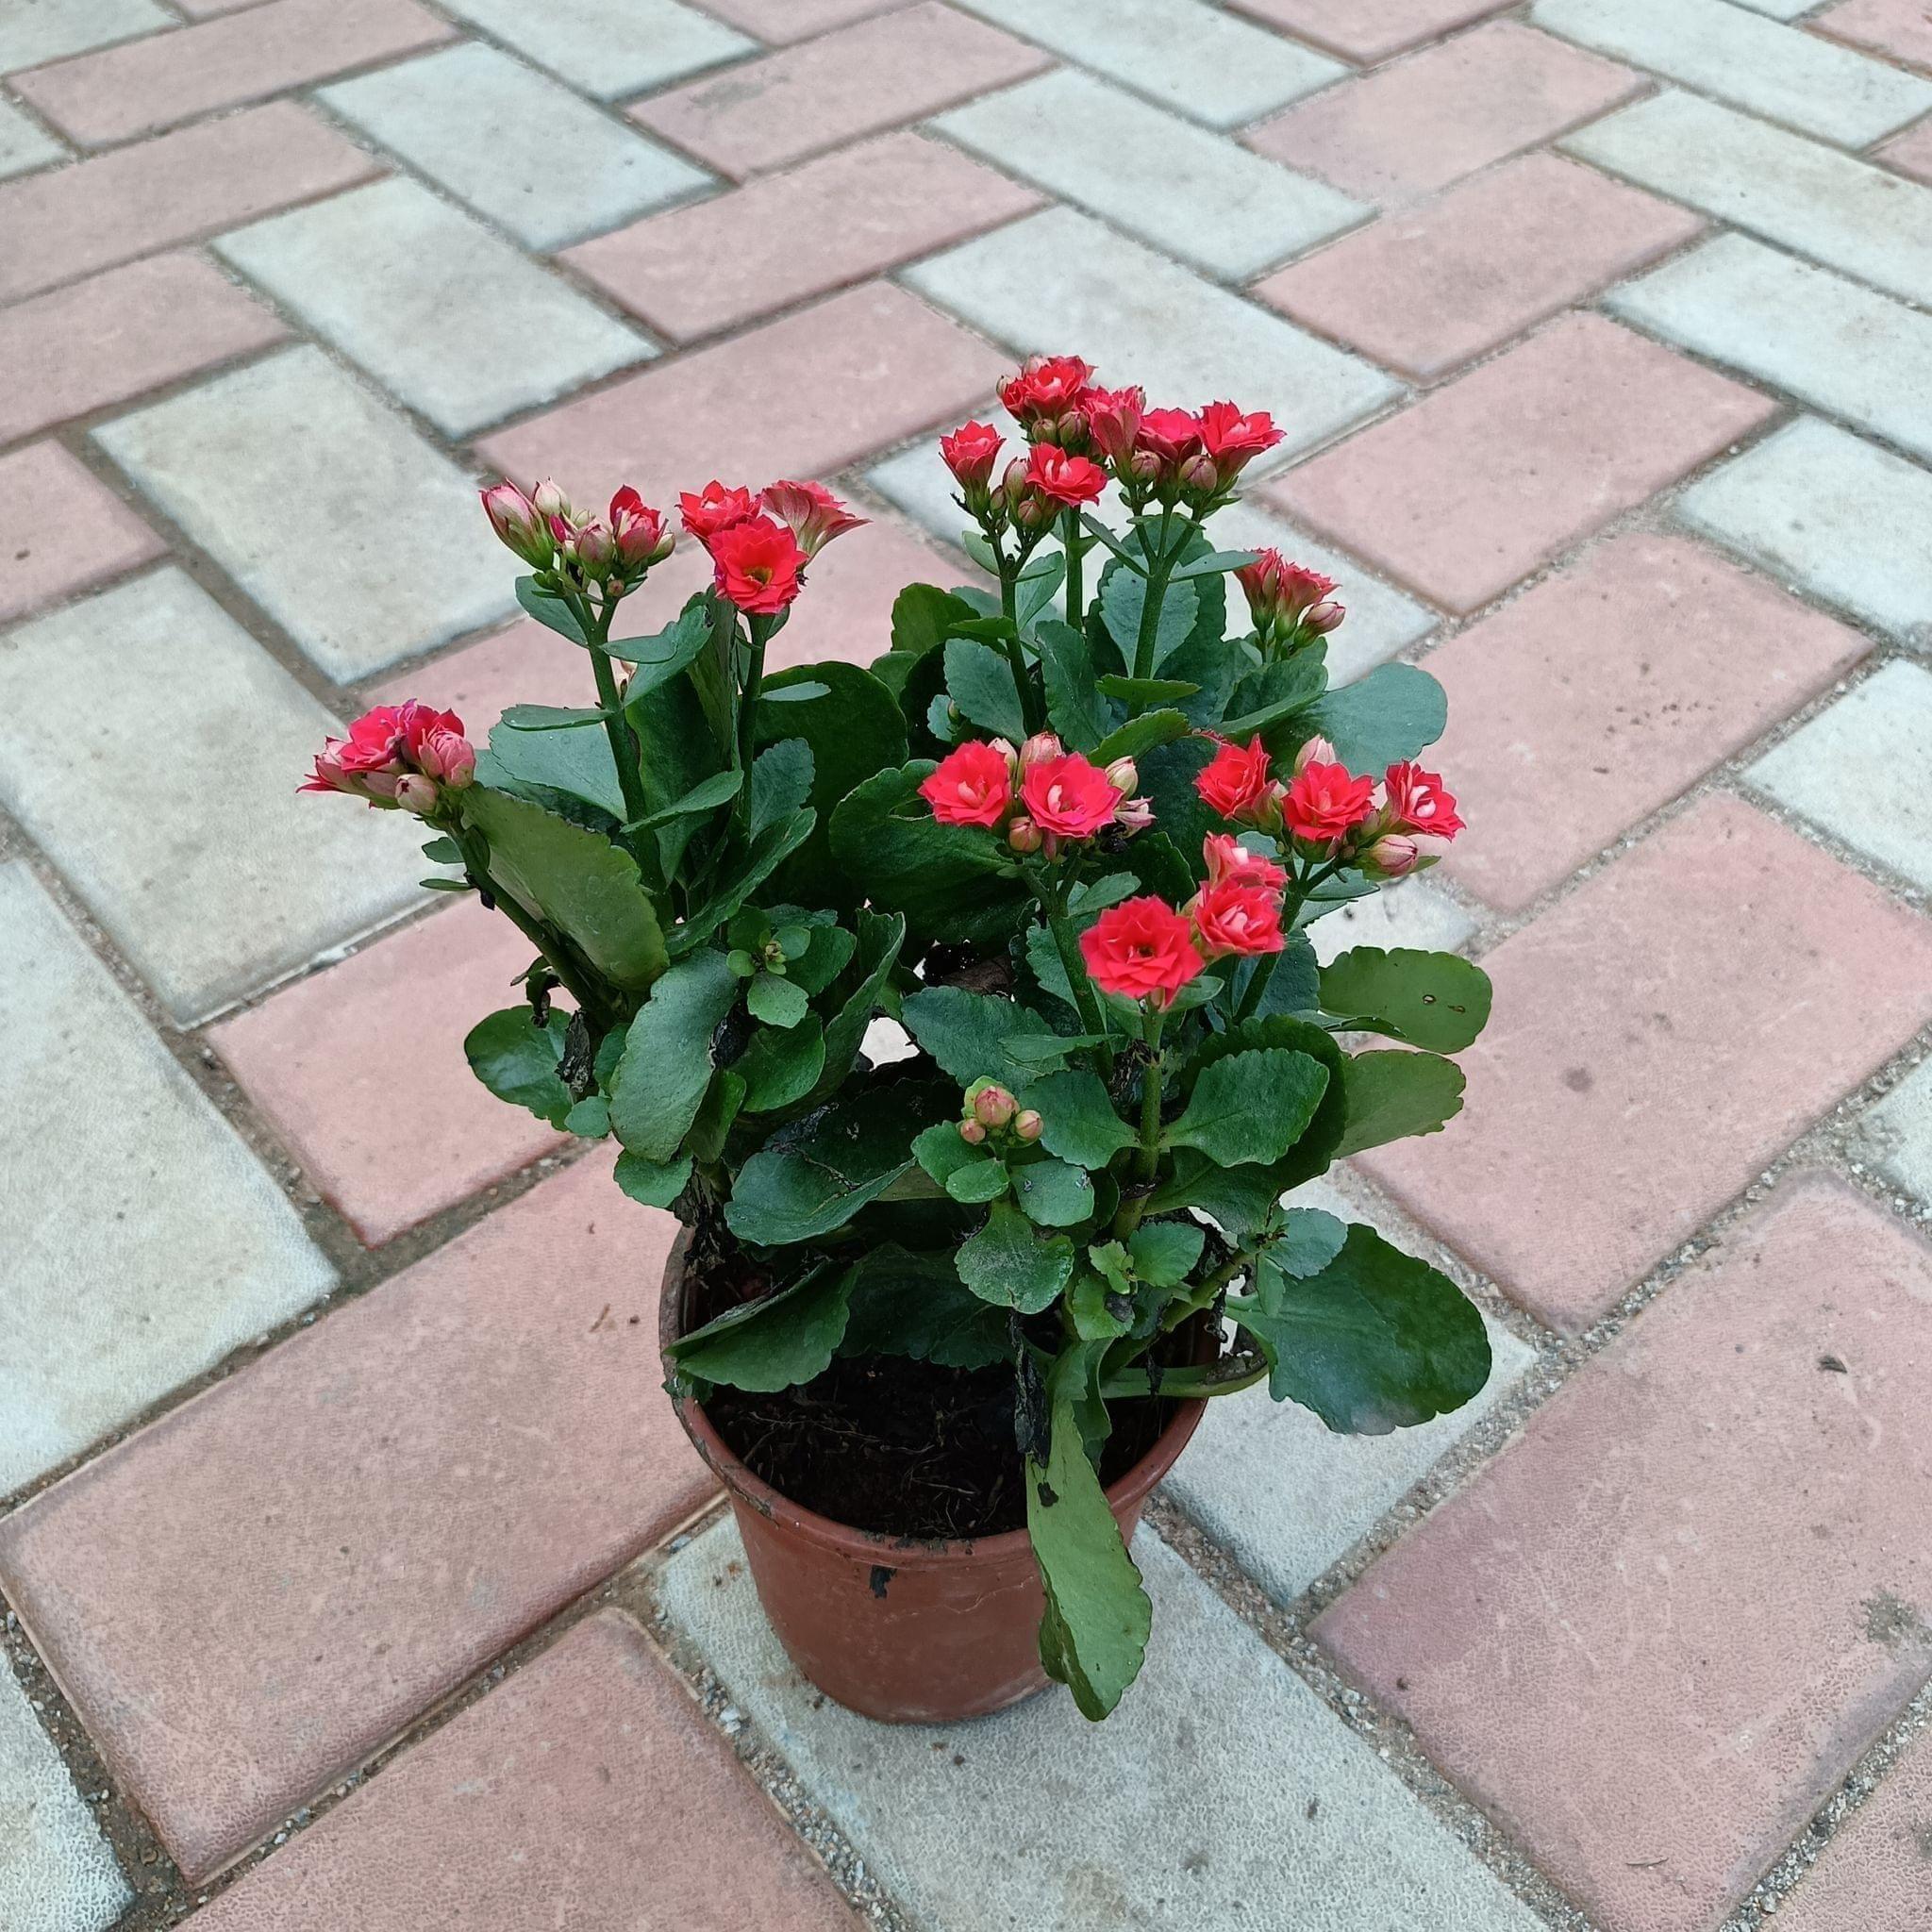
left=658, top=1228, right=1209, bottom=1724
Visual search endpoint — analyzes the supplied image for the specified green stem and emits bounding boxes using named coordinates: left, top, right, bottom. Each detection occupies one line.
left=1113, top=1005, right=1165, bottom=1239
left=1060, top=508, right=1083, bottom=629
left=1099, top=1348, right=1269, bottom=1402
left=579, top=595, right=649, bottom=840
left=1040, top=882, right=1113, bottom=1075
left=734, top=612, right=771, bottom=812
left=456, top=827, right=607, bottom=1024
left=997, top=558, right=1042, bottom=735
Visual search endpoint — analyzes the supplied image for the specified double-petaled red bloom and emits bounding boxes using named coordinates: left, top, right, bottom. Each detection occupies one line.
left=998, top=354, right=1094, bottom=433
left=708, top=514, right=809, bottom=614
left=1283, top=761, right=1377, bottom=849
left=1024, top=443, right=1108, bottom=508
left=761, top=479, right=865, bottom=558
left=1195, top=401, right=1283, bottom=483
left=1081, top=896, right=1204, bottom=1005
left=303, top=701, right=474, bottom=813
left=941, top=421, right=1005, bottom=495
left=1194, top=735, right=1277, bottom=826
left=679, top=479, right=759, bottom=543
left=919, top=739, right=1016, bottom=827
left=1381, top=760, right=1464, bottom=840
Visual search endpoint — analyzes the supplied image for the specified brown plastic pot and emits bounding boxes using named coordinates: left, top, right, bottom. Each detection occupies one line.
left=659, top=1229, right=1211, bottom=1724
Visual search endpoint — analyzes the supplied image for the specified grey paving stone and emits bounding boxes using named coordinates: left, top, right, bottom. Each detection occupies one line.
left=948, top=0, right=1345, bottom=130
left=95, top=347, right=515, bottom=678
left=0, top=570, right=427, bottom=1024
left=1677, top=416, right=1932, bottom=645
left=1566, top=90, right=1932, bottom=311
left=903, top=208, right=1399, bottom=469
left=1533, top=0, right=1932, bottom=146
left=1851, top=1055, right=1932, bottom=1208
left=1306, top=875, right=1478, bottom=963
left=0, top=0, right=168, bottom=73
left=930, top=70, right=1365, bottom=282
left=659, top=1521, right=1547, bottom=1932
left=0, top=861, right=337, bottom=1491
left=215, top=178, right=652, bottom=438
left=0, top=98, right=63, bottom=178
left=433, top=0, right=752, bottom=99
left=1168, top=1182, right=1534, bottom=1603
left=321, top=42, right=712, bottom=251
left=0, top=1657, right=127, bottom=1931
left=1608, top=232, right=1932, bottom=465
left=1725, top=0, right=1814, bottom=16
left=1747, top=659, right=1932, bottom=890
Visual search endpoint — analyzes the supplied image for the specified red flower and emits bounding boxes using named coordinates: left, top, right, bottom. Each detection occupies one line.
left=709, top=514, right=808, bottom=614
left=761, top=479, right=866, bottom=558
left=1382, top=760, right=1464, bottom=840
left=608, top=487, right=671, bottom=570
left=1082, top=385, right=1145, bottom=466
left=1202, top=832, right=1287, bottom=892
left=1191, top=879, right=1286, bottom=958
left=1021, top=751, right=1124, bottom=840
left=679, top=480, right=758, bottom=544
left=1024, top=443, right=1108, bottom=508
left=919, top=740, right=1015, bottom=828
left=1081, top=896, right=1205, bottom=1004
left=303, top=702, right=473, bottom=808
left=1284, top=761, right=1376, bottom=848
left=940, top=420, right=1005, bottom=492
left=998, top=355, right=1094, bottom=429
left=1194, top=735, right=1274, bottom=824
left=1136, top=408, right=1203, bottom=469
left=1196, top=401, right=1283, bottom=482
left=1235, top=549, right=1343, bottom=639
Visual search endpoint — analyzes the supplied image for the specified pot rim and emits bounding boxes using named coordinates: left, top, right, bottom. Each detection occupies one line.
left=658, top=1225, right=1211, bottom=1569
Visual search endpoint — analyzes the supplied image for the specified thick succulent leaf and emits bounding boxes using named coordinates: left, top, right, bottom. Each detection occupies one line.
left=958, top=1199, right=1074, bottom=1313
left=667, top=1263, right=856, bottom=1393
left=1018, top=1068, right=1135, bottom=1170
left=1242, top=931, right=1321, bottom=1023
left=1304, top=662, right=1446, bottom=774
left=478, top=714, right=625, bottom=822
left=514, top=575, right=590, bottom=644
left=1136, top=734, right=1223, bottom=863
left=1126, top=1220, right=1206, bottom=1288
left=838, top=1244, right=1012, bottom=1369
left=888, top=582, right=980, bottom=660
left=1270, top=1205, right=1347, bottom=1278
left=671, top=810, right=816, bottom=954
left=1102, top=567, right=1197, bottom=677
left=463, top=1006, right=573, bottom=1128
left=1237, top=1224, right=1491, bottom=1434
left=748, top=738, right=814, bottom=841
left=461, top=787, right=667, bottom=991
left=1035, top=616, right=1112, bottom=751
left=808, top=908, right=906, bottom=1104
left=1028, top=1342, right=1153, bottom=1721
left=608, top=950, right=739, bottom=1160
left=613, top=597, right=713, bottom=707
left=1319, top=946, right=1492, bottom=1054
left=735, top=1015, right=826, bottom=1113
left=944, top=636, right=1027, bottom=742
left=1333, top=1049, right=1466, bottom=1158
left=1011, top=1157, right=1095, bottom=1228
left=629, top=666, right=728, bottom=883
left=612, top=1150, right=692, bottom=1209
left=1165, top=1048, right=1330, bottom=1166
left=901, top=986, right=1064, bottom=1088
left=746, top=972, right=810, bottom=1029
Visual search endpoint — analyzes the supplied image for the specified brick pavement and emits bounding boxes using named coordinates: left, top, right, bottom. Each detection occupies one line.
left=3, top=3, right=1931, bottom=1927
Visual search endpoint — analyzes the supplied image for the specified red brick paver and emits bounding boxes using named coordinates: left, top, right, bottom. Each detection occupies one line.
left=566, top=130, right=1041, bottom=344
left=1427, top=532, right=1869, bottom=914
left=693, top=0, right=910, bottom=42
left=0, top=1157, right=708, bottom=1881
left=1243, top=21, right=1643, bottom=206
left=1255, top=153, right=1703, bottom=383
left=0, top=103, right=381, bottom=304
left=1778, top=1722, right=1932, bottom=1931
left=1811, top=0, right=1932, bottom=73
left=1226, top=0, right=1515, bottom=64
left=0, top=443, right=162, bottom=622
left=1317, top=1176, right=1932, bottom=1932
left=0, top=252, right=286, bottom=445
left=186, top=1610, right=861, bottom=1931
left=1359, top=795, right=1932, bottom=1331
left=1877, top=116, right=1932, bottom=182
left=12, top=0, right=454, bottom=147
left=479, top=281, right=1008, bottom=511
left=630, top=2, right=1050, bottom=179
left=1267, top=313, right=1776, bottom=613
left=209, top=899, right=569, bottom=1247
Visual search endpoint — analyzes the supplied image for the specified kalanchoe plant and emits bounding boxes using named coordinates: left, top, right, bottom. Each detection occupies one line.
left=308, top=355, right=1492, bottom=1722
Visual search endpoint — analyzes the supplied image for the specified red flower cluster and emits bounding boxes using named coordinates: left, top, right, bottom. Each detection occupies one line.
left=1193, top=733, right=1465, bottom=876
left=919, top=733, right=1150, bottom=857
left=1235, top=548, right=1344, bottom=651
left=482, top=478, right=674, bottom=586
left=676, top=477, right=866, bottom=614
left=302, top=701, right=475, bottom=814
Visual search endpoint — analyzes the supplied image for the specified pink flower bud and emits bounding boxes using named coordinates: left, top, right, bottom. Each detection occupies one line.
left=416, top=724, right=475, bottom=789
left=958, top=1117, right=988, bottom=1145
left=1292, top=734, right=1339, bottom=775
left=1021, top=731, right=1062, bottom=770
left=1179, top=451, right=1220, bottom=497
left=532, top=478, right=571, bottom=522
left=480, top=481, right=551, bottom=566
left=1115, top=795, right=1155, bottom=836
left=1013, top=1109, right=1043, bottom=1142
left=1001, top=456, right=1031, bottom=501
left=572, top=519, right=616, bottom=575
left=608, top=486, right=669, bottom=571
left=1104, top=757, right=1138, bottom=794
left=1007, top=816, right=1042, bottom=855
left=1359, top=833, right=1422, bottom=879
left=1304, top=598, right=1344, bottom=636
left=393, top=772, right=440, bottom=816
left=972, top=1083, right=1018, bottom=1128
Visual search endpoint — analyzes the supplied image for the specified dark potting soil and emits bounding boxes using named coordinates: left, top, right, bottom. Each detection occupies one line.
left=703, top=1350, right=1176, bottom=1541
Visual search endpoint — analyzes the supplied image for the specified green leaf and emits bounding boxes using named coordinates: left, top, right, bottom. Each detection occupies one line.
left=421, top=836, right=461, bottom=863
left=1238, top=1224, right=1491, bottom=1434
left=1092, top=708, right=1191, bottom=768
left=612, top=597, right=714, bottom=703
left=1035, top=617, right=1111, bottom=752
left=749, top=738, right=814, bottom=841
left=1305, top=662, right=1446, bottom=774
left=1224, top=652, right=1330, bottom=742
left=1271, top=1205, right=1347, bottom=1278
left=667, top=1264, right=856, bottom=1392
left=1102, top=569, right=1197, bottom=676
left=890, top=582, right=979, bottom=659
left=787, top=919, right=856, bottom=997
left=1166, top=1048, right=1330, bottom=1166
left=500, top=703, right=615, bottom=732
left=947, top=1158, right=1012, bottom=1206
left=1028, top=1342, right=1152, bottom=1720
left=1016, top=548, right=1065, bottom=632
left=958, top=1199, right=1074, bottom=1312
left=460, top=788, right=667, bottom=991
left=1169, top=547, right=1260, bottom=581
left=613, top=1149, right=692, bottom=1208
left=1094, top=676, right=1198, bottom=707
left=622, top=768, right=741, bottom=832
left=913, top=1119, right=983, bottom=1187
left=1335, top=1050, right=1466, bottom=1158
left=564, top=1094, right=609, bottom=1138
left=1018, top=1068, right=1135, bottom=1170
left=1012, top=1157, right=1094, bottom=1228
left=608, top=950, right=739, bottom=1160
left=629, top=667, right=727, bottom=884
left=830, top=763, right=1028, bottom=946
left=672, top=810, right=816, bottom=953
left=736, top=1016, right=825, bottom=1112
left=1067, top=874, right=1138, bottom=917
left=809, top=908, right=906, bottom=1102
left=900, top=986, right=1065, bottom=1088
left=746, top=972, right=810, bottom=1029
left=1127, top=1221, right=1205, bottom=1288
left=478, top=714, right=625, bottom=822
left=463, top=1006, right=573, bottom=1128
left=943, top=636, right=1026, bottom=742
left=515, top=575, right=590, bottom=644
left=1068, top=1269, right=1130, bottom=1341
left=1136, top=734, right=1222, bottom=863
left=686, top=1068, right=744, bottom=1163
left=838, top=1245, right=1011, bottom=1369
left=1318, top=946, right=1492, bottom=1054
left=1244, top=930, right=1321, bottom=1022
left=724, top=1078, right=936, bottom=1245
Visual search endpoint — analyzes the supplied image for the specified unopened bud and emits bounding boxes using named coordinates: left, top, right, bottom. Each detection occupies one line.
left=1007, top=816, right=1042, bottom=855
left=958, top=1118, right=988, bottom=1145
left=1001, top=456, right=1031, bottom=500
left=1304, top=598, right=1344, bottom=636
left=532, top=478, right=570, bottom=521
left=1012, top=1109, right=1043, bottom=1142
left=573, top=519, right=616, bottom=575
left=1104, top=757, right=1138, bottom=793
left=1115, top=795, right=1155, bottom=836
left=1360, top=833, right=1422, bottom=879
left=1293, top=734, right=1339, bottom=775
left=393, top=772, right=440, bottom=816
left=1179, top=452, right=1220, bottom=496
left=972, top=1083, right=1018, bottom=1128
left=1020, top=731, right=1062, bottom=770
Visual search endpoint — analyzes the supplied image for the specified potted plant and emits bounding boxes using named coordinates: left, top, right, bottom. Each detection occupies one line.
left=304, top=354, right=1492, bottom=1724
